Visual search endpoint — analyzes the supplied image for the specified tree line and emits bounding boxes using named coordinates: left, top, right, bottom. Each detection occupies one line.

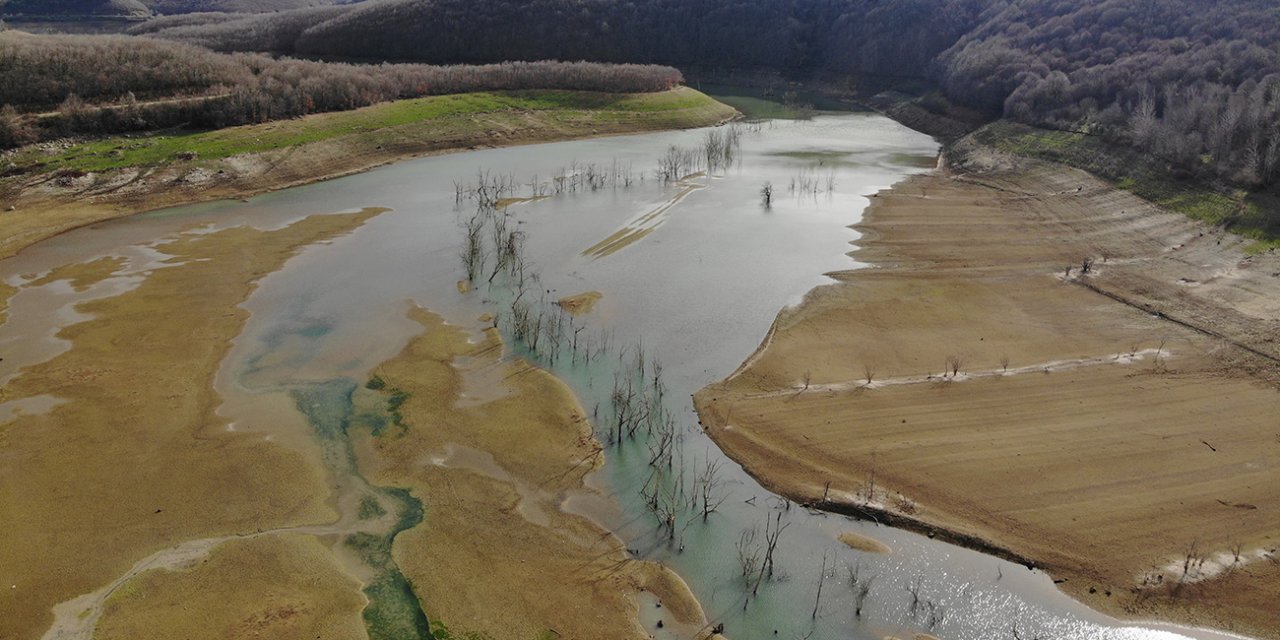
left=128, top=0, right=1280, bottom=190
left=128, top=0, right=988, bottom=81
left=937, top=0, right=1280, bottom=188
left=0, top=0, right=352, bottom=19
left=0, top=32, right=682, bottom=147
left=9, top=0, right=1280, bottom=190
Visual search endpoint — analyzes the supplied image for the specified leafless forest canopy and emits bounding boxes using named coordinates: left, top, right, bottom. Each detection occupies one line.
left=3, top=0, right=1280, bottom=189
left=0, top=0, right=352, bottom=16
left=943, top=0, right=1280, bottom=188
left=0, top=33, right=683, bottom=146
left=121, top=0, right=1280, bottom=189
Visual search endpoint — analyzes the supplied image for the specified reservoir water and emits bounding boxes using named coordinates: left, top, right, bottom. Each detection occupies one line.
left=0, top=112, right=1252, bottom=640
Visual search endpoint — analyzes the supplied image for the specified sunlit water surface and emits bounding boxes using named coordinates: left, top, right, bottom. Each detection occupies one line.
left=0, top=114, right=1253, bottom=640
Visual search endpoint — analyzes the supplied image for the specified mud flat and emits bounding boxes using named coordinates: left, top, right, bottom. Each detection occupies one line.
left=95, top=534, right=368, bottom=640
left=695, top=155, right=1280, bottom=638
left=0, top=210, right=380, bottom=640
left=352, top=307, right=706, bottom=639
left=557, top=290, right=603, bottom=315
left=0, top=281, right=15, bottom=323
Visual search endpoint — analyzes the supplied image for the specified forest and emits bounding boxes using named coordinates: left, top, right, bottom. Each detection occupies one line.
left=5, top=0, right=1280, bottom=191
left=0, top=32, right=681, bottom=147
left=0, top=0, right=352, bottom=18
left=941, top=0, right=1280, bottom=189
left=124, top=0, right=1280, bottom=191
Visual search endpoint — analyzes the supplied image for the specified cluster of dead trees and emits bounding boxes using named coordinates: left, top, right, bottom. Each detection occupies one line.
left=456, top=174, right=735, bottom=549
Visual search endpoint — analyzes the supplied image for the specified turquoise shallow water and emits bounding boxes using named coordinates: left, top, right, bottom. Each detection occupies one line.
left=0, top=114, right=1252, bottom=640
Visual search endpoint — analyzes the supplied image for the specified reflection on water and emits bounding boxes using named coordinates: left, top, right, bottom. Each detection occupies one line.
left=0, top=114, right=1248, bottom=640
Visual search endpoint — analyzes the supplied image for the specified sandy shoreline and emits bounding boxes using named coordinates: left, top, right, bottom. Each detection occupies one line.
left=355, top=307, right=708, bottom=639
left=695, top=146, right=1280, bottom=638
left=0, top=88, right=737, bottom=262
left=0, top=210, right=381, bottom=640
left=0, top=213, right=712, bottom=640
left=0, top=91, right=736, bottom=640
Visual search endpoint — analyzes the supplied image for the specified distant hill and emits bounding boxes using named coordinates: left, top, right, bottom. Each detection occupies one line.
left=146, top=0, right=358, bottom=14
left=0, top=0, right=359, bottom=19
left=130, top=0, right=1280, bottom=193
left=8, top=0, right=1280, bottom=194
left=0, top=0, right=150, bottom=18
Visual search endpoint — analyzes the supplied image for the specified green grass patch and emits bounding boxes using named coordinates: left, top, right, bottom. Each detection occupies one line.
left=6, top=88, right=727, bottom=176
left=973, top=121, right=1280, bottom=242
left=700, top=83, right=864, bottom=119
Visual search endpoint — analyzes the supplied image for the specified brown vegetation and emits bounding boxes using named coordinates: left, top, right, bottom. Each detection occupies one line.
left=0, top=31, right=684, bottom=145
left=128, top=0, right=1280, bottom=196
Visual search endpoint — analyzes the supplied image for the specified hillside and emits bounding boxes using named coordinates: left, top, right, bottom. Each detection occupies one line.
left=146, top=0, right=354, bottom=13
left=0, top=0, right=149, bottom=18
left=125, top=0, right=1280, bottom=203
left=0, top=0, right=356, bottom=19
left=0, top=31, right=684, bottom=147
left=8, top=0, right=1280, bottom=234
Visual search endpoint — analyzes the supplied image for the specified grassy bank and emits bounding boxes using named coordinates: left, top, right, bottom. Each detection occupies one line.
left=0, top=86, right=736, bottom=260
left=4, top=88, right=725, bottom=175
left=966, top=121, right=1280, bottom=253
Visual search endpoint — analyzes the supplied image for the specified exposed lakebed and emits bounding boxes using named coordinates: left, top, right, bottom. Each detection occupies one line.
left=0, top=113, right=1251, bottom=640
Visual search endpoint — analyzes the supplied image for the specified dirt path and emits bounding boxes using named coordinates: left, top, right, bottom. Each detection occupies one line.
left=695, top=149, right=1280, bottom=639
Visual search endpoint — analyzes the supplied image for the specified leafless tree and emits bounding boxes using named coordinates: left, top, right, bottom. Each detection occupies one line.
left=945, top=355, right=962, bottom=377
left=846, top=561, right=876, bottom=617
left=812, top=550, right=832, bottom=619
left=762, top=512, right=790, bottom=578
left=696, top=457, right=729, bottom=519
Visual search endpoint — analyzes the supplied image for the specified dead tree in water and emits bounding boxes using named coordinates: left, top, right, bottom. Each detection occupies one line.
left=736, top=526, right=764, bottom=599
left=696, top=457, right=728, bottom=519
left=846, top=561, right=876, bottom=617
left=812, top=550, right=832, bottom=619
left=906, top=575, right=924, bottom=616
left=762, top=511, right=789, bottom=578
left=460, top=210, right=486, bottom=281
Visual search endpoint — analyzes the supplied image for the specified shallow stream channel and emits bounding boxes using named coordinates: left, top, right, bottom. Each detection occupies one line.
left=0, top=102, right=1254, bottom=640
